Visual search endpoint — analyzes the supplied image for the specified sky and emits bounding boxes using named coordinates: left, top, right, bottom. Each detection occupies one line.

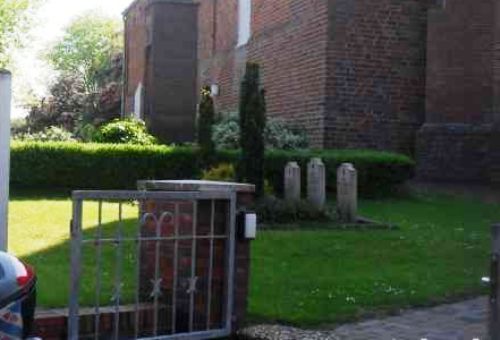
left=11, top=0, right=132, bottom=118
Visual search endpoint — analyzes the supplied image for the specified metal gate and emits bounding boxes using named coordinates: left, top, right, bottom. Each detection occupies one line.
left=69, top=190, right=237, bottom=339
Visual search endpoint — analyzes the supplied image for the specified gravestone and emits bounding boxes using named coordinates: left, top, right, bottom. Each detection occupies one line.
left=284, top=162, right=301, bottom=202
left=337, top=163, right=357, bottom=222
left=307, top=158, right=326, bottom=210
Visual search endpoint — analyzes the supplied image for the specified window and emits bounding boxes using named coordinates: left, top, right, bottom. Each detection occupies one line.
left=237, top=0, right=252, bottom=47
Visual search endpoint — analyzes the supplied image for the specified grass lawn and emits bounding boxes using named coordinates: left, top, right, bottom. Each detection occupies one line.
left=8, top=190, right=499, bottom=327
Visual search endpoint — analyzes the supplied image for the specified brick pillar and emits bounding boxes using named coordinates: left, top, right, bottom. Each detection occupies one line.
left=137, top=180, right=255, bottom=335
left=232, top=191, right=254, bottom=330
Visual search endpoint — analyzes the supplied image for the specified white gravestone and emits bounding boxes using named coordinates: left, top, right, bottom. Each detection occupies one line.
left=284, top=162, right=301, bottom=202
left=0, top=70, right=11, bottom=250
left=307, top=158, right=326, bottom=210
left=337, top=163, right=357, bottom=223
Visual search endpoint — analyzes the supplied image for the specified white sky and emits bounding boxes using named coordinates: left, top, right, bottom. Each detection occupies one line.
left=11, top=0, right=133, bottom=118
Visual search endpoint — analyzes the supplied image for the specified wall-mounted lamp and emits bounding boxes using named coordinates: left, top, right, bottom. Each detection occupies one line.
left=210, top=84, right=220, bottom=97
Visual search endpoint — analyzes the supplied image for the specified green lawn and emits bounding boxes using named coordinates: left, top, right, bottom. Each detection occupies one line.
left=8, top=190, right=499, bottom=327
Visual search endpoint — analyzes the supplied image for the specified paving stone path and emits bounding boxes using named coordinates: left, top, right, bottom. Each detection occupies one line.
left=239, top=297, right=488, bottom=340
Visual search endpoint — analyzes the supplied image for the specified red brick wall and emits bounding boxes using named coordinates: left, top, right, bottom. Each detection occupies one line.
left=426, top=1, right=495, bottom=124
left=197, top=0, right=241, bottom=112
left=416, top=0, right=499, bottom=182
left=198, top=0, right=427, bottom=151
left=123, top=1, right=150, bottom=115
left=325, top=0, right=429, bottom=154
left=124, top=0, right=198, bottom=143
left=248, top=0, right=329, bottom=148
left=148, top=2, right=198, bottom=143
left=197, top=0, right=330, bottom=147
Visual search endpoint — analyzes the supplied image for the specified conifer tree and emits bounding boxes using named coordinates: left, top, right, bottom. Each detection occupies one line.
left=197, top=86, right=216, bottom=168
left=238, top=63, right=266, bottom=196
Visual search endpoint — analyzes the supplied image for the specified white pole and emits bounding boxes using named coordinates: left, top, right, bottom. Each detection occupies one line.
left=0, top=70, right=11, bottom=251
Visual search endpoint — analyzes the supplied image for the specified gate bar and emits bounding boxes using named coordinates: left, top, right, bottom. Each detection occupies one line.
left=69, top=199, right=83, bottom=340
left=188, top=201, right=198, bottom=332
left=225, top=193, right=237, bottom=330
left=206, top=200, right=215, bottom=330
left=69, top=190, right=236, bottom=339
left=94, top=201, right=103, bottom=340
left=171, top=203, right=179, bottom=334
left=113, top=203, right=124, bottom=339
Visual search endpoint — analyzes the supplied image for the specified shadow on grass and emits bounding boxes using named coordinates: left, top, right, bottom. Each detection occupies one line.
left=11, top=188, right=72, bottom=201
left=22, top=216, right=140, bottom=309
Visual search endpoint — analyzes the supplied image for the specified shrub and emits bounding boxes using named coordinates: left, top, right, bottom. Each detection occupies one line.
left=74, top=123, right=98, bottom=142
left=93, top=118, right=158, bottom=145
left=264, top=119, right=309, bottom=149
left=14, top=126, right=76, bottom=142
left=11, top=118, right=29, bottom=136
left=197, top=87, right=216, bottom=167
left=255, top=196, right=332, bottom=224
left=238, top=63, right=266, bottom=196
left=10, top=142, right=198, bottom=190
left=10, top=141, right=414, bottom=196
left=263, top=149, right=415, bottom=197
left=202, top=163, right=236, bottom=182
left=212, top=113, right=240, bottom=149
left=212, top=113, right=309, bottom=150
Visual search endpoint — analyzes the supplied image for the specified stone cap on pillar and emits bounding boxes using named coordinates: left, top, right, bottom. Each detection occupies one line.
left=137, top=180, right=256, bottom=193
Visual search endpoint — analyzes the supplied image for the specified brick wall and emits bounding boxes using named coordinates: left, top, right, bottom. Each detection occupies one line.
left=426, top=1, right=495, bottom=124
left=248, top=0, right=330, bottom=147
left=416, top=0, right=499, bottom=182
left=123, top=0, right=150, bottom=115
left=198, top=0, right=330, bottom=147
left=148, top=1, right=198, bottom=143
left=196, top=0, right=241, bottom=112
left=124, top=0, right=198, bottom=144
left=416, top=124, right=493, bottom=182
left=325, top=0, right=429, bottom=155
left=138, top=186, right=254, bottom=335
left=198, top=0, right=427, bottom=151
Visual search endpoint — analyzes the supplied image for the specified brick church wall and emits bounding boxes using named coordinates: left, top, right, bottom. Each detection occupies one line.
left=197, top=0, right=329, bottom=147
left=196, top=0, right=241, bottom=112
left=124, top=0, right=198, bottom=144
left=325, top=0, right=429, bottom=155
left=247, top=0, right=330, bottom=147
left=198, top=0, right=427, bottom=151
left=125, top=0, right=500, bottom=183
left=123, top=0, right=150, bottom=115
left=416, top=0, right=498, bottom=182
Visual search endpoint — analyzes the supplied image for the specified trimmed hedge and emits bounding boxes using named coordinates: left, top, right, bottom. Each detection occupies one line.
left=11, top=142, right=198, bottom=190
left=11, top=142, right=415, bottom=197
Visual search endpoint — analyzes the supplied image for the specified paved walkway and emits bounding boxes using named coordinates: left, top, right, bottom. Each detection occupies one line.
left=240, top=297, right=488, bottom=340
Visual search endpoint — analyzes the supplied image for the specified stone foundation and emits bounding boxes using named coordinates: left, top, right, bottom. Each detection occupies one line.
left=416, top=124, right=493, bottom=182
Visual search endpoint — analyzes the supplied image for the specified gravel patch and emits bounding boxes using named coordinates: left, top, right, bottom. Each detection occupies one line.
left=239, top=297, right=488, bottom=340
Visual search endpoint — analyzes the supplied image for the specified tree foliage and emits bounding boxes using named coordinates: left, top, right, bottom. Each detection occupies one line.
left=47, top=11, right=122, bottom=94
left=238, top=63, right=266, bottom=196
left=26, top=13, right=123, bottom=134
left=94, top=118, right=158, bottom=145
left=0, top=0, right=39, bottom=68
left=25, top=75, right=86, bottom=132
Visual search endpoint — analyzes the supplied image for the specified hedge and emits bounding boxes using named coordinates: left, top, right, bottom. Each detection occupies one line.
left=10, top=141, right=415, bottom=197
